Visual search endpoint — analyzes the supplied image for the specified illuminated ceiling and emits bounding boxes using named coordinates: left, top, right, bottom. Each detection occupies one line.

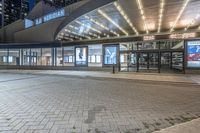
left=56, top=0, right=200, bottom=42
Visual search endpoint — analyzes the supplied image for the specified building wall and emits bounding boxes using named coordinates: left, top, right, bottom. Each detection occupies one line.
left=14, top=17, right=65, bottom=43
left=0, top=20, right=24, bottom=43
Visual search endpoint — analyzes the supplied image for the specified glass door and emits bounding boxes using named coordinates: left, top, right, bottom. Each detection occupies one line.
left=139, top=53, right=148, bottom=71
left=149, top=53, right=159, bottom=71
left=120, top=52, right=137, bottom=72
left=172, top=52, right=183, bottom=71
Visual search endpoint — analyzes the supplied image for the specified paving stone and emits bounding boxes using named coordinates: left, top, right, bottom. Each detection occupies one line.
left=0, top=72, right=199, bottom=132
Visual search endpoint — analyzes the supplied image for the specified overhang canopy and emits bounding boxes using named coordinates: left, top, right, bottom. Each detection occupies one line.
left=56, top=0, right=200, bottom=42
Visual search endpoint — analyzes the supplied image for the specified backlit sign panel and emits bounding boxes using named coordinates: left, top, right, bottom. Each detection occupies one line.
left=35, top=17, right=42, bottom=25
left=25, top=8, right=65, bottom=28
left=25, top=19, right=34, bottom=28
left=187, top=41, right=200, bottom=68
left=43, top=9, right=65, bottom=22
left=104, top=46, right=117, bottom=65
left=170, top=33, right=196, bottom=39
left=143, top=36, right=155, bottom=41
left=75, top=47, right=88, bottom=66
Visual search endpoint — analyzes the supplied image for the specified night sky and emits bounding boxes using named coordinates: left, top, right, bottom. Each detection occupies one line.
left=29, top=0, right=35, bottom=10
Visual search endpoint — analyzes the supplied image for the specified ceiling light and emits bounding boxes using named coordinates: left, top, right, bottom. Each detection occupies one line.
left=98, top=9, right=129, bottom=36
left=170, top=0, right=191, bottom=32
left=136, top=0, right=149, bottom=34
left=84, top=15, right=119, bottom=36
left=158, top=0, right=165, bottom=33
left=75, top=20, right=102, bottom=34
left=114, top=2, right=139, bottom=35
left=185, top=12, right=200, bottom=31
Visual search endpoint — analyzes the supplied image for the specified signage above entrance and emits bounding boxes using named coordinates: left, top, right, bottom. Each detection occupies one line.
left=170, top=33, right=196, bottom=39
left=143, top=35, right=155, bottom=41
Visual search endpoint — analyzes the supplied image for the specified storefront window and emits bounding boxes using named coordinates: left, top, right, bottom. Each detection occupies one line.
left=42, top=48, right=52, bottom=66
left=63, top=46, right=74, bottom=66
left=120, top=42, right=137, bottom=51
left=23, top=49, right=31, bottom=65
left=8, top=49, right=20, bottom=65
left=0, top=49, right=8, bottom=65
left=56, top=48, right=63, bottom=66
left=138, top=42, right=158, bottom=50
left=160, top=40, right=184, bottom=50
left=88, top=45, right=102, bottom=67
left=31, top=49, right=42, bottom=66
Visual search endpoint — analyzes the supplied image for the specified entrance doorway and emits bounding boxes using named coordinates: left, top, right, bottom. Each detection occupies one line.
left=138, top=52, right=158, bottom=72
left=160, top=51, right=183, bottom=73
left=120, top=52, right=137, bottom=72
left=120, top=51, right=184, bottom=73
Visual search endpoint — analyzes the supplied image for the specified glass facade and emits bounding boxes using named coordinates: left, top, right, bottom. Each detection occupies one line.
left=119, top=40, right=185, bottom=73
left=0, top=41, right=187, bottom=73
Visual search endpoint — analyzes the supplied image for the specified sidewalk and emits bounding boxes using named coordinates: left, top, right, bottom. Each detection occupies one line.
left=0, top=69, right=200, bottom=85
left=153, top=118, right=200, bottom=133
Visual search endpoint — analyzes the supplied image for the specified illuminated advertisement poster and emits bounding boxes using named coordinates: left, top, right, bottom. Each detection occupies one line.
left=104, top=46, right=117, bottom=65
left=187, top=41, right=200, bottom=68
left=75, top=47, right=87, bottom=65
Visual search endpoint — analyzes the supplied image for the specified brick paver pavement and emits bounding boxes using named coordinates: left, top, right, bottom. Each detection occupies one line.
left=0, top=72, right=200, bottom=133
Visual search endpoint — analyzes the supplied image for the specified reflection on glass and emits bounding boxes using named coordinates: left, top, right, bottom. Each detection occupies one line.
left=149, top=53, right=158, bottom=69
left=104, top=46, right=117, bottom=65
left=139, top=53, right=148, bottom=70
left=172, top=52, right=183, bottom=70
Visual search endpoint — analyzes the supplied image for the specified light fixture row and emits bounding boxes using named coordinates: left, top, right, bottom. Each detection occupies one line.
left=136, top=0, right=149, bottom=34
left=98, top=9, right=129, bottom=36
left=68, top=24, right=98, bottom=38
left=114, top=2, right=139, bottom=35
left=64, top=29, right=91, bottom=39
left=185, top=13, right=200, bottom=31
left=84, top=15, right=120, bottom=36
left=170, top=0, right=191, bottom=32
left=75, top=20, right=102, bottom=34
left=158, top=0, right=165, bottom=33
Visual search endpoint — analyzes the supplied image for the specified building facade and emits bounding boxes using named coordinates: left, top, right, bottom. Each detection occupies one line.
left=0, top=0, right=200, bottom=74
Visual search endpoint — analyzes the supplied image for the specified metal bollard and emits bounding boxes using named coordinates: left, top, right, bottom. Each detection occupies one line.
left=112, top=65, right=115, bottom=74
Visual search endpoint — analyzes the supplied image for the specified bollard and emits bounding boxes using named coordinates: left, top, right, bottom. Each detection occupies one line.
left=112, top=65, right=115, bottom=74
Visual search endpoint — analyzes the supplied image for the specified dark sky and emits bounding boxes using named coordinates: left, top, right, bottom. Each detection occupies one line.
left=29, top=0, right=35, bottom=10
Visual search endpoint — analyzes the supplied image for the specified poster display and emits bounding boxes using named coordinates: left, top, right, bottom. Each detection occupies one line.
left=187, top=41, right=200, bottom=68
left=104, top=46, right=117, bottom=65
left=75, top=47, right=87, bottom=65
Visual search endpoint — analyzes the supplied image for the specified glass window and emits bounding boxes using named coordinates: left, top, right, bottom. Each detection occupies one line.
left=31, top=49, right=42, bottom=66
left=160, top=40, right=184, bottom=50
left=138, top=42, right=158, bottom=50
left=8, top=49, right=20, bottom=65
left=22, top=49, right=31, bottom=65
left=42, top=48, right=52, bottom=66
left=120, top=42, right=137, bottom=51
left=88, top=45, right=102, bottom=66
left=56, top=48, right=63, bottom=66
left=63, top=46, right=74, bottom=66
left=0, top=49, right=8, bottom=65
